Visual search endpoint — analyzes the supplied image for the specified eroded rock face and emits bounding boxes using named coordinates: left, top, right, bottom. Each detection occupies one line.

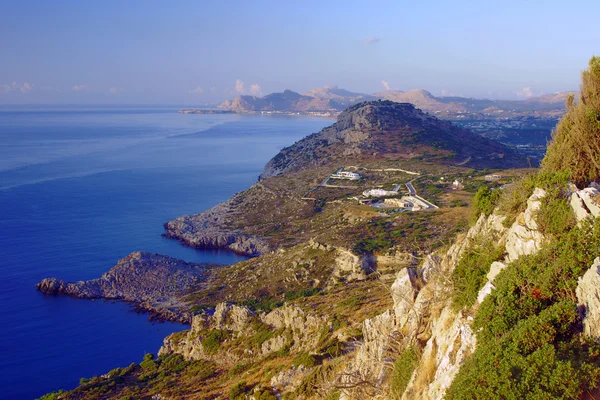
left=331, top=248, right=376, bottom=283
left=342, top=189, right=549, bottom=399
left=36, top=251, right=210, bottom=323
left=404, top=309, right=476, bottom=400
left=571, top=186, right=600, bottom=223
left=261, top=305, right=328, bottom=353
left=164, top=204, right=270, bottom=257
left=505, top=188, right=546, bottom=262
left=576, top=257, right=600, bottom=338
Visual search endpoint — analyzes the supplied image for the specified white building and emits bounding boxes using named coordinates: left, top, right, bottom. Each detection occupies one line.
left=331, top=171, right=362, bottom=180
left=362, top=189, right=398, bottom=197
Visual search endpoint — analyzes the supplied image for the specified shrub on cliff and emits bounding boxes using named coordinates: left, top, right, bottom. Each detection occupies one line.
left=447, top=219, right=600, bottom=399
left=542, top=56, right=600, bottom=188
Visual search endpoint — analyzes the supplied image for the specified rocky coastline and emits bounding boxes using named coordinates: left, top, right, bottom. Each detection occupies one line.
left=163, top=200, right=272, bottom=257
left=36, top=251, right=213, bottom=324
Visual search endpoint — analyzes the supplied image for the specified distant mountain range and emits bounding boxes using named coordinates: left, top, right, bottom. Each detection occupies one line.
left=219, top=85, right=574, bottom=117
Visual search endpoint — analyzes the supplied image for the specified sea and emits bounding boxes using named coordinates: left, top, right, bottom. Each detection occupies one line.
left=0, top=106, right=330, bottom=399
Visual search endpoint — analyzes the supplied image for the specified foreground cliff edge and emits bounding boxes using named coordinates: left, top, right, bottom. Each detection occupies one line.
left=39, top=57, right=600, bottom=400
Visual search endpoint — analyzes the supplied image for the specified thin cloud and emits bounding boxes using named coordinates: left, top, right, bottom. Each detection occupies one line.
left=72, top=84, right=87, bottom=92
left=235, top=79, right=245, bottom=93
left=210, top=86, right=217, bottom=94
left=109, top=87, right=124, bottom=95
left=20, top=82, right=33, bottom=93
left=363, top=37, right=380, bottom=45
left=188, top=86, right=204, bottom=94
left=516, top=87, right=534, bottom=98
left=249, top=84, right=262, bottom=96
left=1, top=82, right=33, bottom=93
left=381, top=80, right=390, bottom=91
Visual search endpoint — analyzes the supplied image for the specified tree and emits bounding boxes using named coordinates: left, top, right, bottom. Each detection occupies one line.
left=542, top=56, right=600, bottom=188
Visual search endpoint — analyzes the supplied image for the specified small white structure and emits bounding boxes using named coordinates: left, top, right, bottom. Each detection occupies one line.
left=484, top=174, right=501, bottom=182
left=331, top=171, right=362, bottom=180
left=362, top=189, right=398, bottom=198
left=452, top=179, right=464, bottom=189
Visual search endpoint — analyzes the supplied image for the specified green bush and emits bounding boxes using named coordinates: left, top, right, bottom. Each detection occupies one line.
left=293, top=352, right=319, bottom=368
left=229, top=381, right=249, bottom=399
left=542, top=56, right=600, bottom=188
left=535, top=180, right=576, bottom=236
left=201, top=329, right=230, bottom=353
left=447, top=219, right=600, bottom=399
left=140, top=353, right=158, bottom=373
left=37, top=391, right=66, bottom=400
left=285, top=287, right=320, bottom=301
left=390, top=346, right=419, bottom=397
left=451, top=238, right=504, bottom=310
left=472, top=185, right=500, bottom=220
left=497, top=175, right=536, bottom=226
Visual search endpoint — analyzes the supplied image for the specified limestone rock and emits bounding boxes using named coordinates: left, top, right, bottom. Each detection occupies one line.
left=403, top=309, right=476, bottom=400
left=331, top=248, right=376, bottom=282
left=576, top=257, right=600, bottom=338
left=571, top=191, right=592, bottom=222
left=505, top=188, right=546, bottom=262
left=262, top=305, right=328, bottom=352
left=391, top=268, right=419, bottom=325
left=211, top=302, right=253, bottom=331
left=348, top=310, right=396, bottom=385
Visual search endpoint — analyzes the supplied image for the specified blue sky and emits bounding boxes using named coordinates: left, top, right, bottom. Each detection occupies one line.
left=1, top=0, right=598, bottom=104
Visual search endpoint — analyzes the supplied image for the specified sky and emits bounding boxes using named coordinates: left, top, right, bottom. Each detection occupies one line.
left=1, top=0, right=599, bottom=104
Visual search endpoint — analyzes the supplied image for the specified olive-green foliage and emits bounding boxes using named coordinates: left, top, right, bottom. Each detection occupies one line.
left=254, top=389, right=278, bottom=400
left=451, top=238, right=504, bottom=310
left=140, top=353, right=158, bottom=373
left=542, top=56, right=600, bottom=188
left=497, top=175, right=536, bottom=226
left=293, top=352, right=319, bottom=368
left=446, top=219, right=600, bottom=399
left=201, top=329, right=230, bottom=353
left=284, top=287, right=320, bottom=301
left=239, top=297, right=283, bottom=312
left=472, top=185, right=500, bottom=221
left=37, top=391, right=66, bottom=400
left=229, top=381, right=249, bottom=399
left=390, top=346, right=419, bottom=397
left=533, top=172, right=576, bottom=236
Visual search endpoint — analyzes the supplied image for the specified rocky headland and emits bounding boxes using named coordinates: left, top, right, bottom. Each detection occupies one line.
left=36, top=251, right=213, bottom=323
left=164, top=100, right=527, bottom=258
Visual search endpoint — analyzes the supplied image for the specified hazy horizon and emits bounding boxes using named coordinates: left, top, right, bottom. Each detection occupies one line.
left=1, top=0, right=598, bottom=105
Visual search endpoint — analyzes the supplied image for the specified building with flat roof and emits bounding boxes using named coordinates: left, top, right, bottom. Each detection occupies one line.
left=331, top=171, right=361, bottom=180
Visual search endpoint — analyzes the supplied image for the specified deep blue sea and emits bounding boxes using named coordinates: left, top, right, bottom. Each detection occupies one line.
left=0, top=106, right=330, bottom=399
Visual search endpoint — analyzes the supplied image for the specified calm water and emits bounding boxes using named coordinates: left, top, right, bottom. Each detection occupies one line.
left=0, top=107, right=330, bottom=399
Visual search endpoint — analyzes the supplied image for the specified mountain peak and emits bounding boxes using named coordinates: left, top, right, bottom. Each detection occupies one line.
left=260, top=100, right=526, bottom=178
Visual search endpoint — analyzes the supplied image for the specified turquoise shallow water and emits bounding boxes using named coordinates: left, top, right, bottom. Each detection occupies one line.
left=0, top=107, right=330, bottom=399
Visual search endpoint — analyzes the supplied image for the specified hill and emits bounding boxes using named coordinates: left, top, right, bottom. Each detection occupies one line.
left=261, top=100, right=527, bottom=178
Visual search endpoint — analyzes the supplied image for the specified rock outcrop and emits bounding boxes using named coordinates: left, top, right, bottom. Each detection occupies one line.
left=159, top=302, right=328, bottom=363
left=164, top=200, right=271, bottom=257
left=340, top=188, right=550, bottom=399
left=576, top=257, right=600, bottom=338
left=36, top=251, right=211, bottom=323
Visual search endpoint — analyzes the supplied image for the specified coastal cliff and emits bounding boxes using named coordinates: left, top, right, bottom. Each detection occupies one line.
left=36, top=251, right=212, bottom=323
